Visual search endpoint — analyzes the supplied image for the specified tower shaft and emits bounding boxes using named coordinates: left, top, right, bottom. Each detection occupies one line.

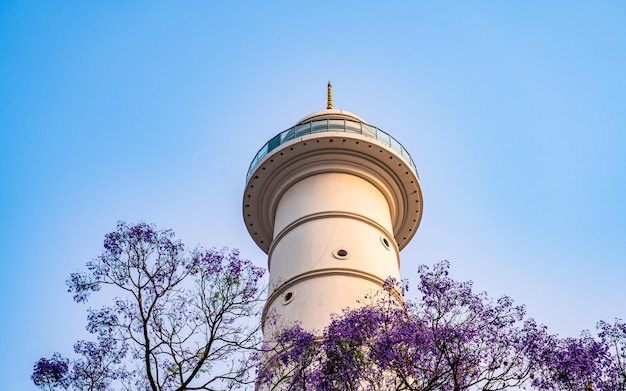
left=243, top=107, right=422, bottom=337
left=267, top=170, right=399, bottom=331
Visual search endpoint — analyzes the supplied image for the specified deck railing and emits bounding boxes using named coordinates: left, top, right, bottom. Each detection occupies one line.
left=247, top=119, right=417, bottom=180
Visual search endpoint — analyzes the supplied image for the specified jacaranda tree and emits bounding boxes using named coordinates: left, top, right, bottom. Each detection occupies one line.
left=258, top=261, right=626, bottom=391
left=32, top=222, right=265, bottom=391
left=34, top=224, right=625, bottom=391
left=531, top=319, right=626, bottom=391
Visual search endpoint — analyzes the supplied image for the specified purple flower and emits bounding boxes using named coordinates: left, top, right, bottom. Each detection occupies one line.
left=35, top=222, right=266, bottom=391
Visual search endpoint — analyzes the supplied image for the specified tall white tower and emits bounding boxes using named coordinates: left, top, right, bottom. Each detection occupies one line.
left=243, top=84, right=423, bottom=336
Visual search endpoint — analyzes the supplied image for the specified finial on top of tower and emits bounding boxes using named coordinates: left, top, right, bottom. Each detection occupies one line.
left=327, top=81, right=333, bottom=109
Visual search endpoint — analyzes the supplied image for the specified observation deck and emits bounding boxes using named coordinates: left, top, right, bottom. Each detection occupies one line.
left=247, top=114, right=418, bottom=180
left=243, top=109, right=423, bottom=254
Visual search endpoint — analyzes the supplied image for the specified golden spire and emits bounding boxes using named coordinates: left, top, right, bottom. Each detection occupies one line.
left=327, top=81, right=333, bottom=109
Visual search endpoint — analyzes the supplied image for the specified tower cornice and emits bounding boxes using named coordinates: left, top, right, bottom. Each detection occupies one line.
left=243, top=129, right=423, bottom=253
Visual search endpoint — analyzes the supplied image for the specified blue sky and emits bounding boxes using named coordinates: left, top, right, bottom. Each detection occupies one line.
left=1, top=2, right=625, bottom=389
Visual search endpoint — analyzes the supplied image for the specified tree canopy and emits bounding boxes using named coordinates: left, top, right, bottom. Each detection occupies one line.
left=258, top=262, right=626, bottom=391
left=33, top=223, right=625, bottom=391
left=33, top=222, right=265, bottom=391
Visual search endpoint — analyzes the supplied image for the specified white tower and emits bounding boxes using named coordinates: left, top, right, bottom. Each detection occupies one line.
left=243, top=84, right=423, bottom=336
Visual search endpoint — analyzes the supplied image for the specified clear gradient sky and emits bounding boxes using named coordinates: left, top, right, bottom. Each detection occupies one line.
left=1, top=2, right=625, bottom=389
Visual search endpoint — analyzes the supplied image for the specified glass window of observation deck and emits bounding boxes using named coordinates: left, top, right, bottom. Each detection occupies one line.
left=295, top=123, right=310, bottom=137
left=281, top=127, right=295, bottom=143
left=362, top=124, right=376, bottom=138
left=311, top=120, right=327, bottom=133
left=328, top=119, right=345, bottom=132
left=345, top=121, right=362, bottom=134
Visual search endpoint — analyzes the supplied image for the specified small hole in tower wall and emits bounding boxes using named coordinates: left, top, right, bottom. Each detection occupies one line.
left=380, top=236, right=391, bottom=249
left=283, top=291, right=295, bottom=305
left=333, top=249, right=349, bottom=260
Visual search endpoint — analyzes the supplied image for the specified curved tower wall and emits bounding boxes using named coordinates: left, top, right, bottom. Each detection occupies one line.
left=243, top=109, right=423, bottom=337
left=268, top=171, right=399, bottom=332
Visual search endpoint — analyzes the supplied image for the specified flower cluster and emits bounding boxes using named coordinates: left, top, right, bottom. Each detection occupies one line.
left=260, top=261, right=626, bottom=391
left=32, top=353, right=69, bottom=390
left=34, top=222, right=265, bottom=391
left=532, top=320, right=626, bottom=391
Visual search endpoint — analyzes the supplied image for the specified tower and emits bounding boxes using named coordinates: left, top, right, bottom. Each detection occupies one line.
left=243, top=84, right=423, bottom=336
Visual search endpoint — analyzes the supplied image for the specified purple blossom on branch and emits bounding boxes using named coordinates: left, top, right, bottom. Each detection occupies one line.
left=33, top=221, right=265, bottom=391
left=32, top=353, right=70, bottom=391
left=532, top=319, right=626, bottom=391
left=260, top=261, right=625, bottom=391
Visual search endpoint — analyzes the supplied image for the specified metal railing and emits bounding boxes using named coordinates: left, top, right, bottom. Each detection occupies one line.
left=246, top=119, right=417, bottom=180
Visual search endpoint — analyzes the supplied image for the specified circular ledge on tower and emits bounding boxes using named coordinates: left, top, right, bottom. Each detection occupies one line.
left=295, top=109, right=366, bottom=125
left=243, top=131, right=423, bottom=254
